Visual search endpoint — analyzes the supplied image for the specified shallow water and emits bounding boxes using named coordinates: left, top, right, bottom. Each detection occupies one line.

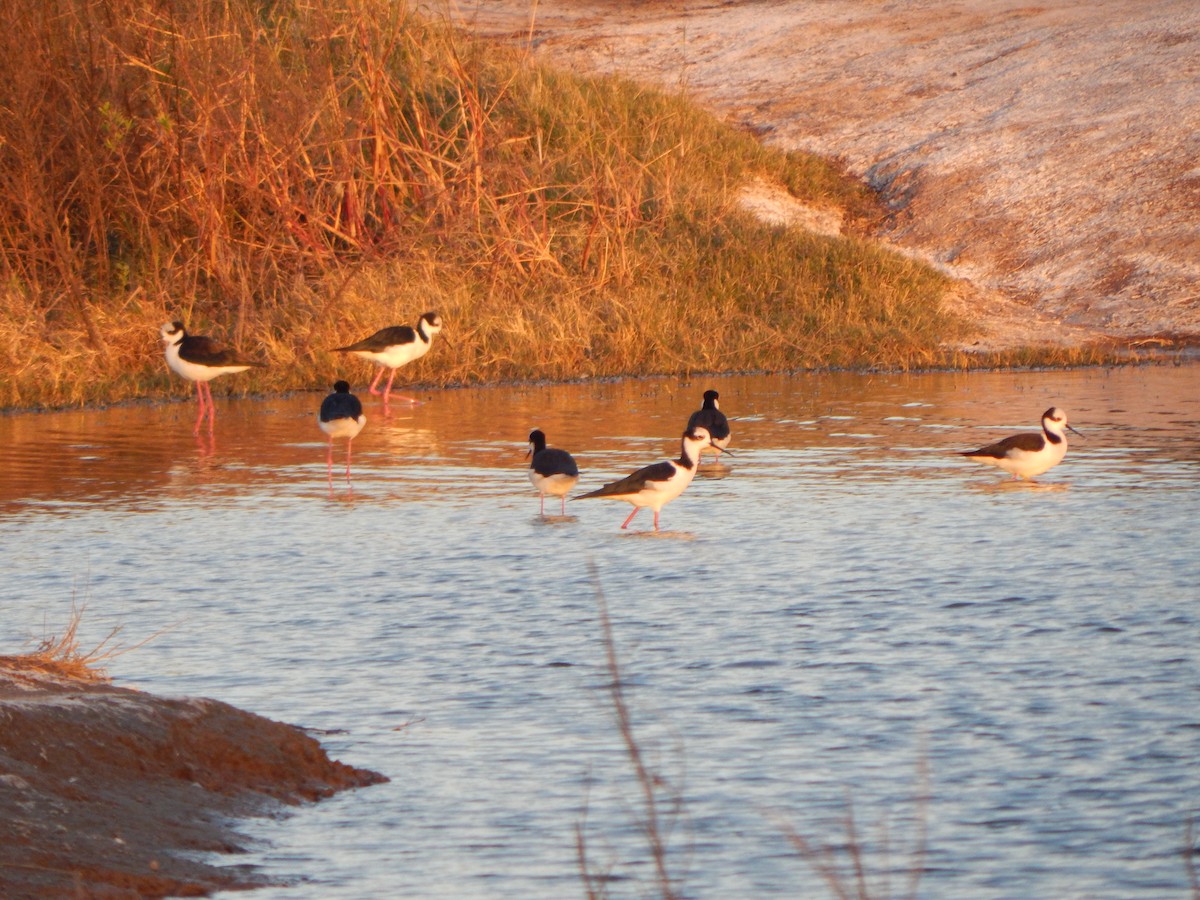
left=2, top=365, right=1199, bottom=899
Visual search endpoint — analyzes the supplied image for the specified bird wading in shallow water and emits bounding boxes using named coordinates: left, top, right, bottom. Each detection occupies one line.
left=333, top=312, right=443, bottom=405
left=527, top=429, right=580, bottom=516
left=686, top=389, right=731, bottom=458
left=960, top=407, right=1080, bottom=480
left=319, top=381, right=366, bottom=486
left=576, top=426, right=726, bottom=531
left=160, top=321, right=266, bottom=435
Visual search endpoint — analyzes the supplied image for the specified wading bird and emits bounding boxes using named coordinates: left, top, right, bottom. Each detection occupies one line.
left=333, top=312, right=444, bottom=405
left=319, top=381, right=366, bottom=486
left=686, top=389, right=731, bottom=458
left=527, top=429, right=579, bottom=516
left=576, top=426, right=725, bottom=531
left=160, top=321, right=266, bottom=435
left=960, top=407, right=1080, bottom=480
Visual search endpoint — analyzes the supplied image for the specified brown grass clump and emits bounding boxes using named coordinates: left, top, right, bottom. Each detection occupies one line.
left=1, top=604, right=139, bottom=683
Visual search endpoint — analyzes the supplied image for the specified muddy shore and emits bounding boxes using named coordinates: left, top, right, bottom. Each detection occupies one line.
left=0, top=660, right=386, bottom=898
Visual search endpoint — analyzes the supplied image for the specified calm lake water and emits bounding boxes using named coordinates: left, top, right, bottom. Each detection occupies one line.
left=2, top=365, right=1198, bottom=899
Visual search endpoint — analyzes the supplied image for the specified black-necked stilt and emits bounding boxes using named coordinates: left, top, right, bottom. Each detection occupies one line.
left=961, top=407, right=1080, bottom=480
left=160, top=321, right=266, bottom=435
left=576, top=426, right=724, bottom=531
left=333, top=312, right=443, bottom=404
left=527, top=429, right=580, bottom=515
left=319, top=381, right=366, bottom=485
left=686, top=389, right=731, bottom=458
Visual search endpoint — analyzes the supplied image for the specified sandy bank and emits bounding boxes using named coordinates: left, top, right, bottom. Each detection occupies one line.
left=0, top=660, right=386, bottom=898
left=456, top=0, right=1200, bottom=350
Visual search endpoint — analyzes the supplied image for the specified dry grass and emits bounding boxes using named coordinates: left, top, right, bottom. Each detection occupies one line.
left=0, top=0, right=981, bottom=411
left=578, top=573, right=683, bottom=899
left=1, top=602, right=151, bottom=683
left=781, top=758, right=930, bottom=900
left=945, top=342, right=1125, bottom=370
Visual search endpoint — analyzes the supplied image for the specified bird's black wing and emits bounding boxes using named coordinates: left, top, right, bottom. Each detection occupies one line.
left=577, top=460, right=675, bottom=499
left=320, top=392, right=364, bottom=422
left=688, top=408, right=730, bottom=441
left=532, top=448, right=579, bottom=478
left=335, top=325, right=417, bottom=352
left=180, top=335, right=264, bottom=367
left=962, top=432, right=1045, bottom=458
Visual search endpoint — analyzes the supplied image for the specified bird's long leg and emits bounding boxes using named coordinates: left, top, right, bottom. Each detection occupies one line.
left=368, top=367, right=387, bottom=396
left=539, top=493, right=546, bottom=516
left=326, top=437, right=335, bottom=486
left=652, top=510, right=661, bottom=532
left=204, top=383, right=216, bottom=435
left=382, top=369, right=398, bottom=404
left=194, top=382, right=215, bottom=435
left=344, top=438, right=354, bottom=483
left=192, top=382, right=205, bottom=435
left=620, top=507, right=640, bottom=529
left=560, top=495, right=567, bottom=516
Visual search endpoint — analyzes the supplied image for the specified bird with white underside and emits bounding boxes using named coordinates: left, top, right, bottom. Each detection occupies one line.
left=527, top=429, right=579, bottom=516
left=319, top=381, right=366, bottom=486
left=333, top=312, right=444, bottom=405
left=160, top=321, right=266, bottom=435
left=576, top=426, right=727, bottom=531
left=960, top=406, right=1080, bottom=480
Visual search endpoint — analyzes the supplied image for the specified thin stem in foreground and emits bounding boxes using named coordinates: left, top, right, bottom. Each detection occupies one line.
left=586, top=561, right=680, bottom=900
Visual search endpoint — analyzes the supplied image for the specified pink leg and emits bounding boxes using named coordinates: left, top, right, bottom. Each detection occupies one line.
left=326, top=438, right=335, bottom=486
left=368, top=367, right=387, bottom=396
left=652, top=510, right=661, bottom=531
left=539, top=493, right=546, bottom=515
left=194, top=382, right=216, bottom=435
left=560, top=495, right=567, bottom=516
left=204, top=382, right=216, bottom=434
left=344, top=438, right=354, bottom=482
left=193, top=383, right=205, bottom=435
left=620, top=507, right=640, bottom=529
left=381, top=369, right=398, bottom=404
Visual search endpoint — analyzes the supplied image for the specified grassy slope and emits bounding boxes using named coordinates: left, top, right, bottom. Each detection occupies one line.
left=0, top=0, right=1102, bottom=411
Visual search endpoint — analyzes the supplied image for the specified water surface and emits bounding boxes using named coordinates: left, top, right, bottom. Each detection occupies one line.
left=2, top=365, right=1198, bottom=899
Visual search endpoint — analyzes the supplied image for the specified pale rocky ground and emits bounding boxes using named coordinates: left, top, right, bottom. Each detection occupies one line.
left=451, top=0, right=1200, bottom=350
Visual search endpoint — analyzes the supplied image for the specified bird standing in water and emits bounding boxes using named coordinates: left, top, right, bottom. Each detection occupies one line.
left=960, top=407, right=1080, bottom=480
left=527, top=429, right=580, bottom=516
left=319, top=381, right=366, bottom=486
left=686, top=389, right=731, bottom=458
left=333, top=312, right=444, bottom=405
left=576, top=426, right=724, bottom=531
left=160, top=321, right=266, bottom=435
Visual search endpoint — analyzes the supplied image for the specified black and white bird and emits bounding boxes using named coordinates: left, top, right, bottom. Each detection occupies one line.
left=527, top=429, right=580, bottom=516
left=160, top=321, right=266, bottom=435
left=960, top=407, right=1080, bottom=480
left=333, top=312, right=443, bottom=405
left=686, top=389, right=731, bottom=458
left=319, top=381, right=366, bottom=485
left=576, top=426, right=724, bottom=531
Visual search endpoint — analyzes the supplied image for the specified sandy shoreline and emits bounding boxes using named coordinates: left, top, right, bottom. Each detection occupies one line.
left=0, top=661, right=385, bottom=898
left=453, top=0, right=1200, bottom=350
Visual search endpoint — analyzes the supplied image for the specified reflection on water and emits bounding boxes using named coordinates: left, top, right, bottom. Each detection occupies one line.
left=2, top=365, right=1199, bottom=899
